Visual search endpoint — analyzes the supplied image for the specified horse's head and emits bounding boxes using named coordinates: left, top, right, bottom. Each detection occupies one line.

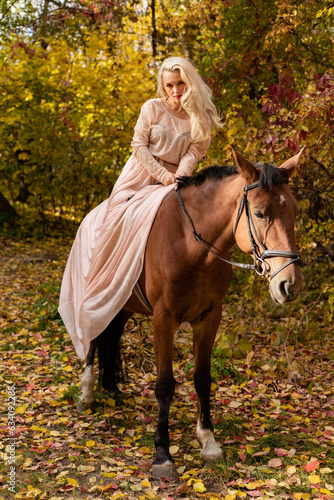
left=232, top=147, right=304, bottom=304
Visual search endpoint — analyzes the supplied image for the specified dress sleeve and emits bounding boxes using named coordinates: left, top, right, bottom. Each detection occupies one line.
left=131, top=101, right=172, bottom=185
left=175, top=135, right=211, bottom=178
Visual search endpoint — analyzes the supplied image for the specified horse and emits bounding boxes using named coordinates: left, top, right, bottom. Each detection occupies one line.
left=76, top=148, right=304, bottom=480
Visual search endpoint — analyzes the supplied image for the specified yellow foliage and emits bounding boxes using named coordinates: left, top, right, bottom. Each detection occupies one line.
left=86, top=440, right=96, bottom=447
left=67, top=477, right=79, bottom=487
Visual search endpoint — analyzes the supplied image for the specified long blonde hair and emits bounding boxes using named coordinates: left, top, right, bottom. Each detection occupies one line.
left=156, top=57, right=222, bottom=142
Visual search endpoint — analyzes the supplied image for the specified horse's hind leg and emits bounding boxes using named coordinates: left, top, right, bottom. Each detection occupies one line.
left=76, top=310, right=131, bottom=412
left=76, top=340, right=97, bottom=412
left=192, top=306, right=223, bottom=460
left=97, top=310, right=132, bottom=392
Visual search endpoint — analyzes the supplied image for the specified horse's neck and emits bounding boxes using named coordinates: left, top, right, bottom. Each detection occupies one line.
left=182, top=176, right=241, bottom=251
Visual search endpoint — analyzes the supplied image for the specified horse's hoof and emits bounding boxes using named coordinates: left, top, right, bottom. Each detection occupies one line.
left=200, top=442, right=223, bottom=461
left=152, top=461, right=178, bottom=481
left=76, top=400, right=92, bottom=413
left=76, top=400, right=85, bottom=413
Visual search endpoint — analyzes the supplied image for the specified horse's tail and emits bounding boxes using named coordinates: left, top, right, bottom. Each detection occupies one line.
left=97, top=311, right=128, bottom=392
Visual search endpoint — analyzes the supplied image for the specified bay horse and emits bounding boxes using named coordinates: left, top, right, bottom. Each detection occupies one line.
left=76, top=148, right=304, bottom=480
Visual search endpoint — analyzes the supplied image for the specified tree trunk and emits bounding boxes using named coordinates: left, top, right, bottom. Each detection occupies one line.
left=0, top=190, right=17, bottom=216
left=151, top=0, right=157, bottom=58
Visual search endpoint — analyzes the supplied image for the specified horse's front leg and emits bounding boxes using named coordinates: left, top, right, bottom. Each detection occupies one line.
left=76, top=340, right=97, bottom=412
left=192, top=306, right=223, bottom=460
left=151, top=312, right=177, bottom=481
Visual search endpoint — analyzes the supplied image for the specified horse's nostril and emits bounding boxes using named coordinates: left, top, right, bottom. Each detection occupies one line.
left=279, top=280, right=289, bottom=297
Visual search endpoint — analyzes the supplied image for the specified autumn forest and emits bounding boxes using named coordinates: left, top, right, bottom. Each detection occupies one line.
left=1, top=0, right=334, bottom=498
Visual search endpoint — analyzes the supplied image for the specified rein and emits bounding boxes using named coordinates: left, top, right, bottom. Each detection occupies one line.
left=177, top=180, right=301, bottom=280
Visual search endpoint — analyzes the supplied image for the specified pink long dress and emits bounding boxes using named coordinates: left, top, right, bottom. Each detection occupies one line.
left=59, top=99, right=211, bottom=359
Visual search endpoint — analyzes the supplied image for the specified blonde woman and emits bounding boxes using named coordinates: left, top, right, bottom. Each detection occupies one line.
left=59, top=57, right=222, bottom=359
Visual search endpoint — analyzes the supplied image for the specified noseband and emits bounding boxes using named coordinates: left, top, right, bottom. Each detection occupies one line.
left=177, top=180, right=301, bottom=280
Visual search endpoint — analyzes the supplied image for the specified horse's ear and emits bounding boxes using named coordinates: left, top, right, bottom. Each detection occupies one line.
left=231, top=147, right=258, bottom=184
left=279, top=147, right=306, bottom=178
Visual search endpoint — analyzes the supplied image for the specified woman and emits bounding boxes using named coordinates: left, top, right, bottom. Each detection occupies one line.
left=59, top=56, right=222, bottom=359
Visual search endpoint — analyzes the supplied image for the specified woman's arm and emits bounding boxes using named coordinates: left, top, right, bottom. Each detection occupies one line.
left=131, top=102, right=174, bottom=185
left=175, top=136, right=211, bottom=178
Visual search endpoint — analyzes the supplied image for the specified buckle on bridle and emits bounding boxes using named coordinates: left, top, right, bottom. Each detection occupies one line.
left=254, top=257, right=269, bottom=277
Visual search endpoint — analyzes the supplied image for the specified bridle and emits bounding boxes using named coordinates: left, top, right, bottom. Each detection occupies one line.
left=177, top=180, right=301, bottom=280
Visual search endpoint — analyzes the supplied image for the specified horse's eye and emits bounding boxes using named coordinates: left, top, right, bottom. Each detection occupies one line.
left=254, top=210, right=266, bottom=220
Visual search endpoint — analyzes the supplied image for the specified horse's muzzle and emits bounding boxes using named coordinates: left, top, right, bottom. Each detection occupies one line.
left=270, top=271, right=303, bottom=304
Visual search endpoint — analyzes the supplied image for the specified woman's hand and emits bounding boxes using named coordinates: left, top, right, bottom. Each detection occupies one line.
left=163, top=172, right=176, bottom=186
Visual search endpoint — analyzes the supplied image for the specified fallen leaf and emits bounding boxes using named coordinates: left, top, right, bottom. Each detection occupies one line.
left=189, top=439, right=200, bottom=449
left=229, top=401, right=242, bottom=408
left=320, top=488, right=332, bottom=495
left=67, top=478, right=79, bottom=487
left=248, top=491, right=263, bottom=497
left=274, top=448, right=288, bottom=456
left=192, top=480, right=206, bottom=493
left=77, top=465, right=95, bottom=472
left=303, top=460, right=319, bottom=472
left=247, top=481, right=264, bottom=489
left=308, top=474, right=321, bottom=484
left=253, top=447, right=270, bottom=457
left=268, top=458, right=283, bottom=468
left=16, top=405, right=27, bottom=414
left=320, top=467, right=333, bottom=473
left=286, top=465, right=297, bottom=475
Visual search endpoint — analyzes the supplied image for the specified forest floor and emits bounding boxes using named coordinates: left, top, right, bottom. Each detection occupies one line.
left=0, top=235, right=334, bottom=500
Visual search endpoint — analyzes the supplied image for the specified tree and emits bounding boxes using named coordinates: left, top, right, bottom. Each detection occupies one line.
left=0, top=0, right=156, bottom=223
left=0, top=191, right=17, bottom=218
left=157, top=0, right=334, bottom=258
left=1, top=0, right=334, bottom=260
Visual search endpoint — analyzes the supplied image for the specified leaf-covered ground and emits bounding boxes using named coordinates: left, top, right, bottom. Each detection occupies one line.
left=0, top=236, right=334, bottom=500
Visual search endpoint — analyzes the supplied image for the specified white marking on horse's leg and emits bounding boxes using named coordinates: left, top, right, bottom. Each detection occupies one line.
left=197, top=420, right=223, bottom=460
left=77, top=365, right=95, bottom=411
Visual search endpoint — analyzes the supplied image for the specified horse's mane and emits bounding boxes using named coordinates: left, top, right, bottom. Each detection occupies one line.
left=177, top=163, right=289, bottom=190
left=177, top=165, right=238, bottom=187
